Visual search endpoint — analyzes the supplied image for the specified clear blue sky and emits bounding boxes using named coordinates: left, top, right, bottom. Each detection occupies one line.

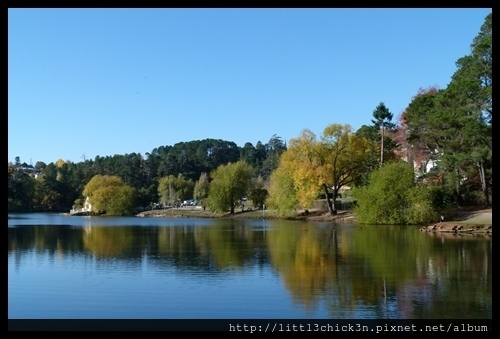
left=8, top=8, right=492, bottom=166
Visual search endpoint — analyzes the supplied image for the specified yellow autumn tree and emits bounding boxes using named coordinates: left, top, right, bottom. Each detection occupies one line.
left=267, top=129, right=323, bottom=216
left=83, top=175, right=137, bottom=215
left=267, top=161, right=298, bottom=217
left=55, top=159, right=66, bottom=168
left=286, top=129, right=324, bottom=208
left=318, top=124, right=372, bottom=215
left=267, top=124, right=371, bottom=216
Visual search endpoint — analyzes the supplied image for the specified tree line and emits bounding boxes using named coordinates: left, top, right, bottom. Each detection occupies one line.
left=8, top=13, right=491, bottom=224
left=8, top=136, right=286, bottom=213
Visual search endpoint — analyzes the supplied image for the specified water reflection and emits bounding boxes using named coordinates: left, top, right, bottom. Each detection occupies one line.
left=8, top=214, right=492, bottom=319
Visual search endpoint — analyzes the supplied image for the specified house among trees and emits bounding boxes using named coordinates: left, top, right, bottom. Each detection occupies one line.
left=70, top=196, right=91, bottom=215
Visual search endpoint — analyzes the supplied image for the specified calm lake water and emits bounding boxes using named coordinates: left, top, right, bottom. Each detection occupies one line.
left=8, top=213, right=492, bottom=327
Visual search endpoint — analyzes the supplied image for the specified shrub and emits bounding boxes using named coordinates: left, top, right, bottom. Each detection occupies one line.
left=352, top=161, right=439, bottom=225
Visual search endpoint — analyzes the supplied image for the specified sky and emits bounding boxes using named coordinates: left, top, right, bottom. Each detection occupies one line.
left=8, top=8, right=492, bottom=166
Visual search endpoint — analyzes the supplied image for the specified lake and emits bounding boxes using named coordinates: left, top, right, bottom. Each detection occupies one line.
left=8, top=213, right=492, bottom=331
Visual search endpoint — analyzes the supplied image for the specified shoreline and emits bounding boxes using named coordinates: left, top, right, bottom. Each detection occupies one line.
left=136, top=207, right=356, bottom=223
left=419, top=222, right=492, bottom=234
left=136, top=206, right=491, bottom=234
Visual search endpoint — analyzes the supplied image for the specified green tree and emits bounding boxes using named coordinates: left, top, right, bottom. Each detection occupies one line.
left=267, top=125, right=371, bottom=216
left=248, top=175, right=268, bottom=209
left=34, top=161, right=47, bottom=171
left=260, top=134, right=287, bottom=179
left=239, top=142, right=256, bottom=167
left=354, top=125, right=381, bottom=186
left=253, top=141, right=267, bottom=177
left=352, top=161, right=439, bottom=224
left=469, top=12, right=492, bottom=124
left=445, top=13, right=491, bottom=205
left=136, top=185, right=157, bottom=209
left=266, top=162, right=299, bottom=217
left=319, top=124, right=372, bottom=215
left=83, top=175, right=137, bottom=215
left=157, top=173, right=195, bottom=206
left=194, top=172, right=210, bottom=210
left=8, top=165, right=35, bottom=211
left=403, top=13, right=491, bottom=207
left=371, top=102, right=395, bottom=166
left=207, top=160, right=253, bottom=214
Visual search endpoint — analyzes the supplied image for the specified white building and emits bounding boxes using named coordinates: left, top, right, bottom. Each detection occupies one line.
left=70, top=196, right=92, bottom=214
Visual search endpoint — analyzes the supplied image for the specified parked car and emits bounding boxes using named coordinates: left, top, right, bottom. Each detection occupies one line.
left=181, top=199, right=194, bottom=207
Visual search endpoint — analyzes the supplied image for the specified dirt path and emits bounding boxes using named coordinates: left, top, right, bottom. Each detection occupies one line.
left=449, top=208, right=492, bottom=223
left=420, top=208, right=492, bottom=234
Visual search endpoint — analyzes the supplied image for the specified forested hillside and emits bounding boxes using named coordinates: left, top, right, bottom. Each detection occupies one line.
left=8, top=135, right=287, bottom=212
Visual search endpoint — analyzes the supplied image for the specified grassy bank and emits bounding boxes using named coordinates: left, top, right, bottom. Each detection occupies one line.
left=138, top=206, right=280, bottom=219
left=136, top=204, right=356, bottom=223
